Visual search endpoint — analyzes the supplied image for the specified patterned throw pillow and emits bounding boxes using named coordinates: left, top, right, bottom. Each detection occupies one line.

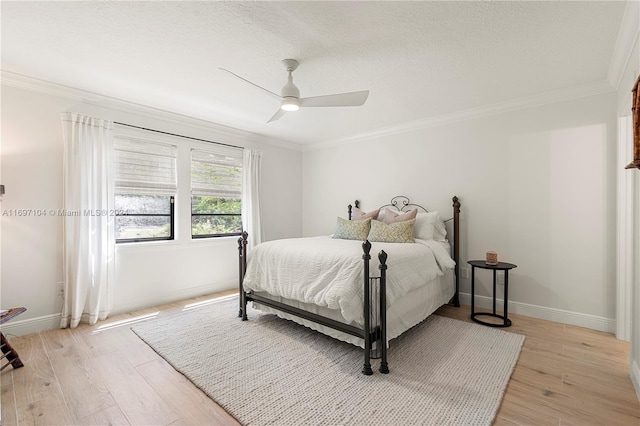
left=333, top=217, right=371, bottom=240
left=368, top=219, right=415, bottom=243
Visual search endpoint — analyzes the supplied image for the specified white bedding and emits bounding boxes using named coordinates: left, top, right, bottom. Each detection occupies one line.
left=253, top=269, right=455, bottom=348
left=242, top=236, right=455, bottom=326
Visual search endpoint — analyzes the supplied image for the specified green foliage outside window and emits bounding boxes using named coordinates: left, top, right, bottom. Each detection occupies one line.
left=191, top=196, right=242, bottom=236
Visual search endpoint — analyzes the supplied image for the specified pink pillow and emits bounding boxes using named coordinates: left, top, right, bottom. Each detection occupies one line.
left=382, top=208, right=417, bottom=224
left=352, top=207, right=379, bottom=221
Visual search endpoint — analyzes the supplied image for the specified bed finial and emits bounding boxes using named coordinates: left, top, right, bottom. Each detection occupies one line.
left=452, top=196, right=460, bottom=213
left=362, top=240, right=372, bottom=259
left=378, top=250, right=388, bottom=267
left=348, top=201, right=360, bottom=220
left=237, top=231, right=248, bottom=249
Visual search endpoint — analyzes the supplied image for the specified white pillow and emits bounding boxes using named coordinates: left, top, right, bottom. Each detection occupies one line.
left=377, top=208, right=394, bottom=223
left=414, top=211, right=447, bottom=241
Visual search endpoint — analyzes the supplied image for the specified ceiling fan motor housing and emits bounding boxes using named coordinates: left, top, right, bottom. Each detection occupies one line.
left=280, top=71, right=301, bottom=110
left=281, top=73, right=300, bottom=98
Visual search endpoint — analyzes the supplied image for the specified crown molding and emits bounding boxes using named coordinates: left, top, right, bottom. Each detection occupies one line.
left=307, top=79, right=615, bottom=151
left=0, top=70, right=304, bottom=152
left=608, top=0, right=640, bottom=90
left=1, top=69, right=617, bottom=154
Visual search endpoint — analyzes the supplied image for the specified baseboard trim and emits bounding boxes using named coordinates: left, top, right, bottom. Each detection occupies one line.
left=459, top=293, right=616, bottom=334
left=111, top=281, right=236, bottom=317
left=1, top=282, right=237, bottom=337
left=3, top=290, right=616, bottom=337
left=631, top=360, right=640, bottom=402
left=0, top=313, right=61, bottom=337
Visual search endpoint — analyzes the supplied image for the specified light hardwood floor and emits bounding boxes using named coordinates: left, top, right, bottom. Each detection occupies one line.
left=1, top=291, right=639, bottom=425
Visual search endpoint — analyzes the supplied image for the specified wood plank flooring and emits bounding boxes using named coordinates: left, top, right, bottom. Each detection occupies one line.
left=1, top=291, right=638, bottom=425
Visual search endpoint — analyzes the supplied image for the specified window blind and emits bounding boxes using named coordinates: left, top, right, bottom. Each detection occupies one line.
left=114, top=137, right=177, bottom=195
left=191, top=148, right=242, bottom=198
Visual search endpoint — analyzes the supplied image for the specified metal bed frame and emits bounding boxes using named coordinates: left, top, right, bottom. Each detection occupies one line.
left=237, top=196, right=461, bottom=375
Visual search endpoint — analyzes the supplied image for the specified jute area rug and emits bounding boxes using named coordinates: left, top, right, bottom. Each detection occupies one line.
left=132, top=297, right=524, bottom=426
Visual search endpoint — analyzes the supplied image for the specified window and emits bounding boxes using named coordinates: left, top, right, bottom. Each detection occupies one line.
left=191, top=148, right=242, bottom=238
left=114, top=137, right=177, bottom=243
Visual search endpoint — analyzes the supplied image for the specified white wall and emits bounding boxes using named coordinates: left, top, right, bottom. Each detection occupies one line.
left=303, top=92, right=618, bottom=330
left=1, top=83, right=303, bottom=334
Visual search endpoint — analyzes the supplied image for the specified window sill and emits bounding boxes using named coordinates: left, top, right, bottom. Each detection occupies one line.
left=189, top=235, right=241, bottom=243
left=115, top=235, right=239, bottom=252
left=115, top=239, right=180, bottom=251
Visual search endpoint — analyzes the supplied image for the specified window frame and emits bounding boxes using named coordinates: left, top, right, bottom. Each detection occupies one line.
left=190, top=147, right=243, bottom=239
left=115, top=195, right=175, bottom=244
left=113, top=130, right=178, bottom=245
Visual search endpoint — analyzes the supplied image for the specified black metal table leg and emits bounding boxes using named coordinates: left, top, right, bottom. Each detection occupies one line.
left=492, top=270, right=497, bottom=315
left=471, top=266, right=475, bottom=316
left=468, top=260, right=517, bottom=328
left=504, top=270, right=511, bottom=326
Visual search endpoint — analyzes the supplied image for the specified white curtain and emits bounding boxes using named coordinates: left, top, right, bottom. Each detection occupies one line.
left=241, top=149, right=263, bottom=250
left=60, top=112, right=115, bottom=328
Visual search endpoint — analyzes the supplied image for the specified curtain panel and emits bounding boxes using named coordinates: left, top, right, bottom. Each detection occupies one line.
left=241, top=149, right=263, bottom=250
left=60, top=112, right=115, bottom=328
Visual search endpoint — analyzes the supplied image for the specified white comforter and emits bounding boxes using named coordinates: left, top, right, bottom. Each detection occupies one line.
left=242, top=236, right=455, bottom=325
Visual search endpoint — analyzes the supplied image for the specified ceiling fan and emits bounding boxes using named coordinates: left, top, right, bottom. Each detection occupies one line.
left=220, top=59, right=369, bottom=123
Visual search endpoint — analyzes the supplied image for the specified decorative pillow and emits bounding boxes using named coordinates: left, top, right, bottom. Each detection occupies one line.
left=382, top=208, right=418, bottom=224
left=333, top=217, right=371, bottom=240
left=377, top=207, right=398, bottom=223
left=352, top=207, right=380, bottom=221
left=368, top=219, right=415, bottom=243
left=414, top=212, right=447, bottom=241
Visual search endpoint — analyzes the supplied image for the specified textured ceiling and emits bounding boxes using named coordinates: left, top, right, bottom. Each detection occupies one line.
left=0, top=1, right=629, bottom=146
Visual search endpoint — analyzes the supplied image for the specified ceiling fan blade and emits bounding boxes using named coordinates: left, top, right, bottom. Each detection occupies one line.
left=300, top=90, right=369, bottom=108
left=219, top=68, right=281, bottom=100
left=267, top=108, right=287, bottom=123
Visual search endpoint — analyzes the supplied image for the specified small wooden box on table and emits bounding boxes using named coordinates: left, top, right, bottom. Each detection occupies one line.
left=467, top=261, right=517, bottom=327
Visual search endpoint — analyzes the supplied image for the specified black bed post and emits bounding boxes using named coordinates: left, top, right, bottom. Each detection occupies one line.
left=452, top=196, right=461, bottom=307
left=361, top=240, right=373, bottom=376
left=378, top=250, right=389, bottom=374
left=238, top=231, right=249, bottom=320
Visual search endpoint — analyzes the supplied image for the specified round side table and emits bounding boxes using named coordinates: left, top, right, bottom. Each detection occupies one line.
left=468, top=260, right=517, bottom=327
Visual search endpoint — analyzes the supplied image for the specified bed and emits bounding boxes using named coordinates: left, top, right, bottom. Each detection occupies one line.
left=237, top=196, right=461, bottom=375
